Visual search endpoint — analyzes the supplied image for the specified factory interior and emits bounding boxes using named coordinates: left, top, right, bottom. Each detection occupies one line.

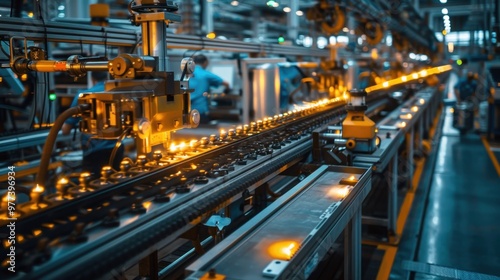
left=0, top=0, right=500, bottom=279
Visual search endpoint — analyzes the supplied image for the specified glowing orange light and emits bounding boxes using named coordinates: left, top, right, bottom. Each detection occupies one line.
left=382, top=81, right=389, bottom=88
left=189, top=140, right=198, bottom=148
left=401, top=76, right=408, bottom=82
left=268, top=240, right=300, bottom=260
left=179, top=142, right=186, bottom=151
left=58, top=177, right=69, bottom=185
left=412, top=73, right=419, bottom=79
left=206, top=32, right=216, bottom=39
left=411, top=106, right=419, bottom=112
left=33, top=184, right=44, bottom=194
left=33, top=229, right=42, bottom=236
left=327, top=186, right=351, bottom=200
left=170, top=143, right=177, bottom=152
left=142, top=201, right=152, bottom=210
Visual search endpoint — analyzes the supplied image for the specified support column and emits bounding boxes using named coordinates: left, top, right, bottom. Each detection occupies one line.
left=407, top=127, right=415, bottom=191
left=201, top=0, right=214, bottom=35
left=344, top=209, right=361, bottom=280
left=388, top=153, right=398, bottom=241
left=287, top=0, right=299, bottom=41
left=141, top=21, right=167, bottom=71
left=138, top=251, right=159, bottom=280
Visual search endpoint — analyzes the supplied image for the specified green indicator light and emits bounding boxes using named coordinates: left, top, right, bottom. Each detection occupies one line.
left=49, top=93, right=57, bottom=101
left=456, top=59, right=462, bottom=66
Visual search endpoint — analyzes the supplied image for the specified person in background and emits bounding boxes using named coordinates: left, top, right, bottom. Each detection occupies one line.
left=454, top=72, right=478, bottom=103
left=62, top=71, right=124, bottom=176
left=189, top=54, right=231, bottom=124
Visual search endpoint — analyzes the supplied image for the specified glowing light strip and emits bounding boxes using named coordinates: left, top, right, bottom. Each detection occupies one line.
left=365, top=64, right=452, bottom=93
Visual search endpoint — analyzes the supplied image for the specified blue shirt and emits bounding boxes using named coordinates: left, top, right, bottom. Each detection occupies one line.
left=189, top=65, right=223, bottom=115
left=64, top=82, right=116, bottom=156
left=454, top=78, right=477, bottom=101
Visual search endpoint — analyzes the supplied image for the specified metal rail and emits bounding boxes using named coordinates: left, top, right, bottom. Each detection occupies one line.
left=0, top=17, right=329, bottom=57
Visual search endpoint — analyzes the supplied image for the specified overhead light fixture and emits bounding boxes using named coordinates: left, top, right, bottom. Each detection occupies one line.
left=296, top=10, right=303, bottom=16
left=231, top=0, right=239, bottom=6
left=448, top=42, right=454, bottom=52
left=283, top=6, right=291, bottom=13
left=439, top=0, right=447, bottom=3
left=441, top=8, right=448, bottom=14
left=267, top=0, right=279, bottom=7
left=443, top=15, right=449, bottom=20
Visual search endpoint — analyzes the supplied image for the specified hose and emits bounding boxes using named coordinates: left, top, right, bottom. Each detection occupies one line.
left=36, top=104, right=91, bottom=187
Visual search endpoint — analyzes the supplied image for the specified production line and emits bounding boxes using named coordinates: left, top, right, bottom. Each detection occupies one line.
left=0, top=1, right=462, bottom=279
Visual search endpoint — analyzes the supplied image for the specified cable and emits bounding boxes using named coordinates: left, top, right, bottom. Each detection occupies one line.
left=108, top=127, right=132, bottom=167
left=29, top=74, right=38, bottom=129
left=36, top=104, right=91, bottom=187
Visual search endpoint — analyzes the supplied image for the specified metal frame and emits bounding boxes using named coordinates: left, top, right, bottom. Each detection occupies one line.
left=355, top=87, right=443, bottom=242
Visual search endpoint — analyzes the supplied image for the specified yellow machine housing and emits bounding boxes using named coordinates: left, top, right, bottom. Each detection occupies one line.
left=342, top=111, right=376, bottom=139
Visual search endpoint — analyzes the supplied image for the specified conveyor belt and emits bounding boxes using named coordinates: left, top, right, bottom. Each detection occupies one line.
left=186, top=165, right=371, bottom=280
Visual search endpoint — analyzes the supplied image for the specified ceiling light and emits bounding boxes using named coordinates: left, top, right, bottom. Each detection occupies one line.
left=296, top=10, right=304, bottom=16
left=283, top=6, right=291, bottom=12
left=439, top=0, right=447, bottom=3
left=342, top=27, right=349, bottom=32
left=441, top=8, right=448, bottom=14
left=443, top=15, right=449, bottom=20
left=231, top=0, right=239, bottom=6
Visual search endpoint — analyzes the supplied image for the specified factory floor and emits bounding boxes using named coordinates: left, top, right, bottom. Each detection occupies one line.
left=386, top=105, right=500, bottom=278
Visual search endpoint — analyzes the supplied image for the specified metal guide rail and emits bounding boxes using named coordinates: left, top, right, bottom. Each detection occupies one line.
left=0, top=98, right=355, bottom=279
left=0, top=17, right=328, bottom=57
left=186, top=165, right=371, bottom=280
left=354, top=87, right=442, bottom=170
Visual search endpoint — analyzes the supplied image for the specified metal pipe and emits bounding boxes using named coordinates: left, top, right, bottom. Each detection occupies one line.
left=320, top=133, right=343, bottom=140
left=141, top=21, right=166, bottom=71
left=334, top=139, right=347, bottom=146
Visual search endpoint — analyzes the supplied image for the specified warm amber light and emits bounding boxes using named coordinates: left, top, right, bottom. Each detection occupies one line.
left=419, top=98, right=425, bottom=105
left=142, top=201, right=152, bottom=210
left=58, top=177, right=69, bottom=185
left=411, top=106, right=419, bottom=112
left=383, top=81, right=389, bottom=88
left=327, top=186, right=351, bottom=200
left=401, top=76, right=408, bottom=82
left=33, top=184, right=44, bottom=194
left=170, top=143, right=177, bottom=152
left=189, top=140, right=198, bottom=148
left=412, top=73, right=419, bottom=79
left=33, top=229, right=42, bottom=236
left=179, top=142, right=186, bottom=151
left=206, top=32, right=216, bottom=39
left=268, top=240, right=300, bottom=260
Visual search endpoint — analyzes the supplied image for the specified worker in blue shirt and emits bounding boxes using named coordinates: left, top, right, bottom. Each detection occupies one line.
left=454, top=72, right=478, bottom=103
left=62, top=71, right=124, bottom=176
left=189, top=55, right=230, bottom=124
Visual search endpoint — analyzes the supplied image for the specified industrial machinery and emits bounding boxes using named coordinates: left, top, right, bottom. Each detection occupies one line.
left=0, top=1, right=452, bottom=279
